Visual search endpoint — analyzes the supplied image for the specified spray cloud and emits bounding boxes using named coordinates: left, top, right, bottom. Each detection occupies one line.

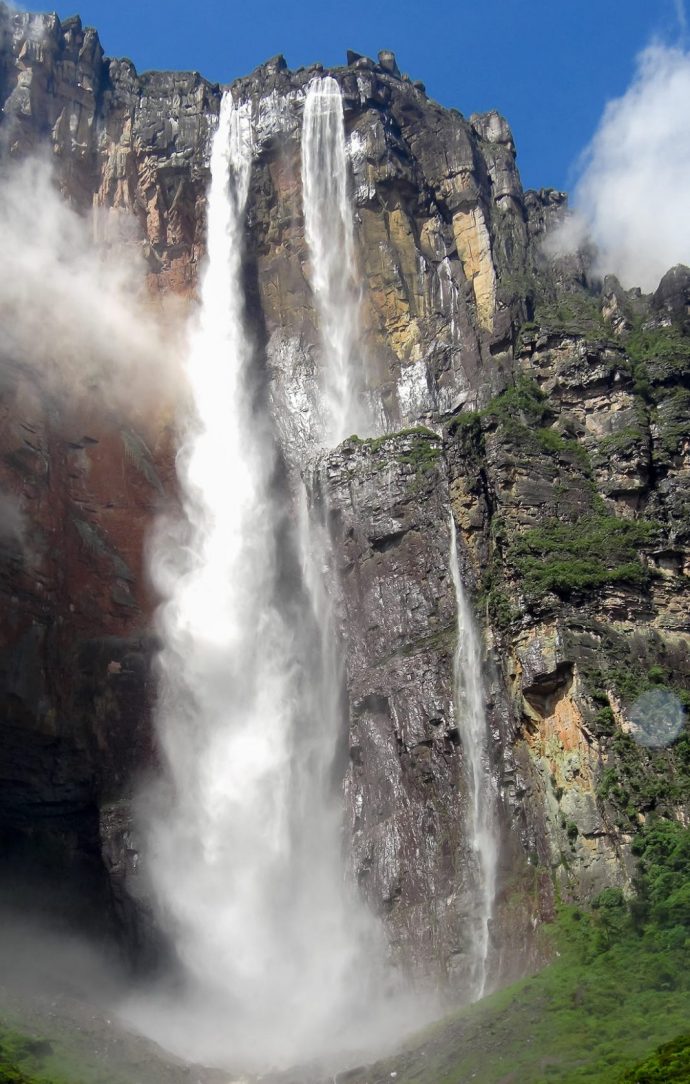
left=0, top=156, right=181, bottom=415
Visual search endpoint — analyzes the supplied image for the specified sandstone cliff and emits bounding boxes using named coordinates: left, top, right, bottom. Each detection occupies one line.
left=0, top=4, right=688, bottom=996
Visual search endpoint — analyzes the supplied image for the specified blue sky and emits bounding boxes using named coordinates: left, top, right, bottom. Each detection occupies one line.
left=53, top=0, right=685, bottom=192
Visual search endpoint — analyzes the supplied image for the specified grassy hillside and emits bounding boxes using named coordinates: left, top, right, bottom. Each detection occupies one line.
left=344, top=820, right=690, bottom=1084
left=0, top=1032, right=72, bottom=1084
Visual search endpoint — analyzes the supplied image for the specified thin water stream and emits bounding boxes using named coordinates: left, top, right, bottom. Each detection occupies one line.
left=449, top=515, right=499, bottom=999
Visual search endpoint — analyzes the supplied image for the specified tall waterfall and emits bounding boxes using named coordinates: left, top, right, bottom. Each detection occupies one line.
left=302, top=76, right=369, bottom=443
left=449, top=515, right=499, bottom=1000
left=137, top=90, right=383, bottom=1070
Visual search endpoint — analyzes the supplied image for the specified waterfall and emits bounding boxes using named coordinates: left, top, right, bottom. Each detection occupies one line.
left=449, top=515, right=499, bottom=1000
left=302, top=76, right=369, bottom=443
left=136, top=90, right=384, bottom=1071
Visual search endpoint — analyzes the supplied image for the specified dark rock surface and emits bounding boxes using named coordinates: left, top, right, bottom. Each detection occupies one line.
left=0, top=1, right=688, bottom=1002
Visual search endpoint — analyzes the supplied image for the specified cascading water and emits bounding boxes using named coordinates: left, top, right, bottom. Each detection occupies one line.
left=135, top=90, right=386, bottom=1071
left=449, top=515, right=499, bottom=1000
left=301, top=75, right=370, bottom=443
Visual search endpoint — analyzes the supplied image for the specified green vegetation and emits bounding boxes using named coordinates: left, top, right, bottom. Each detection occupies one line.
left=349, top=821, right=690, bottom=1084
left=534, top=290, right=610, bottom=338
left=592, top=705, right=616, bottom=737
left=398, top=438, right=442, bottom=473
left=484, top=374, right=551, bottom=428
left=583, top=643, right=688, bottom=709
left=507, top=512, right=657, bottom=600
left=655, top=388, right=690, bottom=461
left=3, top=822, right=690, bottom=1083
left=0, top=1032, right=69, bottom=1084
left=514, top=319, right=540, bottom=352
left=478, top=558, right=519, bottom=631
left=446, top=409, right=483, bottom=469
left=448, top=376, right=596, bottom=466
left=596, top=424, right=646, bottom=458
left=617, top=1033, right=690, bottom=1082
left=536, top=426, right=569, bottom=454
left=448, top=379, right=627, bottom=619
left=536, top=426, right=592, bottom=469
left=347, top=427, right=442, bottom=475
left=625, top=325, right=690, bottom=385
left=451, top=377, right=594, bottom=474
left=597, top=729, right=690, bottom=830
left=0, top=1013, right=172, bottom=1084
left=619, top=324, right=690, bottom=463
left=570, top=629, right=690, bottom=830
left=495, top=268, right=540, bottom=313
left=347, top=426, right=438, bottom=453
left=447, top=375, right=552, bottom=449
left=631, top=820, right=690, bottom=932
left=483, top=582, right=517, bottom=631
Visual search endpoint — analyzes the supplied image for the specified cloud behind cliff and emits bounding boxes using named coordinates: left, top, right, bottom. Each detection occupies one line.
left=547, top=42, right=690, bottom=292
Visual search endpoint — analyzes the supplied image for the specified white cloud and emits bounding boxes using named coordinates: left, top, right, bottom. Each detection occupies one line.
left=548, top=43, right=690, bottom=292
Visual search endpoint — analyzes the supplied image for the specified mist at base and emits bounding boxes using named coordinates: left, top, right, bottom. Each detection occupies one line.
left=0, top=904, right=437, bottom=1080
left=0, top=913, right=224, bottom=1084
left=0, top=913, right=127, bottom=1007
left=119, top=974, right=433, bottom=1076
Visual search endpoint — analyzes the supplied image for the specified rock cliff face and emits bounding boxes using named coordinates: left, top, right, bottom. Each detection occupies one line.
left=0, top=4, right=688, bottom=995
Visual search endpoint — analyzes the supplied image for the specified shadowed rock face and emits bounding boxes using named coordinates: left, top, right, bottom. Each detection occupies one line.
left=0, top=5, right=688, bottom=996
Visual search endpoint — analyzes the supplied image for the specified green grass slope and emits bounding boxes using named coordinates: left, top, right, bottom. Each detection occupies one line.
left=0, top=1031, right=73, bottom=1084
left=618, top=1033, right=690, bottom=1082
left=346, top=821, right=690, bottom=1084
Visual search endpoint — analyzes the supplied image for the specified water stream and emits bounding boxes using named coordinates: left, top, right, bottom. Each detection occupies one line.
left=301, top=75, right=369, bottom=443
left=449, top=515, right=499, bottom=999
left=138, top=90, right=382, bottom=1070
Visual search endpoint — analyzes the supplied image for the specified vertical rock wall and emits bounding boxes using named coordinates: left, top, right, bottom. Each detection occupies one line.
left=0, top=4, right=688, bottom=995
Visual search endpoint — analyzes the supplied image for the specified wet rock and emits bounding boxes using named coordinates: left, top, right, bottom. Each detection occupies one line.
left=0, top=8, right=688, bottom=999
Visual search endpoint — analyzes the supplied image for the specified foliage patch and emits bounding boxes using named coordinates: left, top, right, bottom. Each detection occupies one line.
left=508, top=513, right=657, bottom=600
left=347, top=427, right=442, bottom=473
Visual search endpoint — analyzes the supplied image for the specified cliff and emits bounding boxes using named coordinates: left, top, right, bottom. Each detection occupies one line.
left=0, top=3, right=688, bottom=1000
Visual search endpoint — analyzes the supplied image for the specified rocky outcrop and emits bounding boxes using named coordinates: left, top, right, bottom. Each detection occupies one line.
left=0, top=4, right=688, bottom=997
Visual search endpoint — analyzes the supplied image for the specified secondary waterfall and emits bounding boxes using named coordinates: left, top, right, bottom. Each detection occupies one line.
left=138, top=90, right=382, bottom=1070
left=449, top=515, right=499, bottom=1000
left=302, top=76, right=369, bottom=443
